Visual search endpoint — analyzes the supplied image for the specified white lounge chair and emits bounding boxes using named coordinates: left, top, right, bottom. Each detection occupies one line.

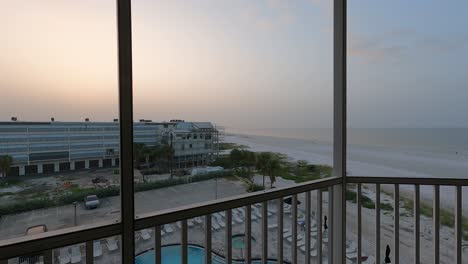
left=213, top=214, right=225, bottom=228
left=253, top=207, right=262, bottom=218
left=346, top=241, right=357, bottom=254
left=188, top=219, right=195, bottom=227
left=70, top=245, right=81, bottom=264
left=251, top=213, right=258, bottom=221
left=93, top=241, right=103, bottom=258
left=346, top=251, right=358, bottom=261
left=268, top=223, right=278, bottom=229
left=286, top=234, right=304, bottom=243
left=211, top=217, right=221, bottom=230
left=195, top=217, right=203, bottom=224
left=141, top=229, right=151, bottom=241
left=297, top=238, right=306, bottom=248
left=298, top=237, right=317, bottom=251
left=164, top=224, right=174, bottom=234
left=106, top=238, right=119, bottom=252
left=233, top=214, right=243, bottom=224
left=59, top=248, right=71, bottom=264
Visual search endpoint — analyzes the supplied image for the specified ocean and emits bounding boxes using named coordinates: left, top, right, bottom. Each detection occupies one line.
left=227, top=127, right=468, bottom=162
left=225, top=128, right=468, bottom=211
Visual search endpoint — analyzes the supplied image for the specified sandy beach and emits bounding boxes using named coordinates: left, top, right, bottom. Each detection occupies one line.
left=224, top=133, right=468, bottom=263
left=225, top=134, right=468, bottom=214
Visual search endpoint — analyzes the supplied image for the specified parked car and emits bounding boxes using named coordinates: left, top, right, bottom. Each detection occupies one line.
left=84, top=195, right=100, bottom=209
left=25, top=224, right=48, bottom=235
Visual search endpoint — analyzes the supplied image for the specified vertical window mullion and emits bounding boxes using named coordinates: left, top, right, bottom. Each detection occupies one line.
left=117, top=0, right=135, bottom=263
left=333, top=0, right=347, bottom=263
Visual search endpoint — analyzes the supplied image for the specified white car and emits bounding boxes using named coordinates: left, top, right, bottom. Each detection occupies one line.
left=84, top=195, right=100, bottom=209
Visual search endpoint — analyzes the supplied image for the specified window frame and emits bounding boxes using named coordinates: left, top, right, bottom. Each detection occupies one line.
left=0, top=0, right=348, bottom=263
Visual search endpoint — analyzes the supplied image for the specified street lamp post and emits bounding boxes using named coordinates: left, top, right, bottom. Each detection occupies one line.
left=215, top=174, right=218, bottom=200
left=73, top=202, right=78, bottom=226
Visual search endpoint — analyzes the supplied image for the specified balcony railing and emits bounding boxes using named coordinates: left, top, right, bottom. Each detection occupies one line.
left=1, top=176, right=340, bottom=264
left=1, top=176, right=466, bottom=264
left=347, top=177, right=467, bottom=264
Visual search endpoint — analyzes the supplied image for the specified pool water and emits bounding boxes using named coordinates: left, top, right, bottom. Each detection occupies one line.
left=135, top=245, right=278, bottom=264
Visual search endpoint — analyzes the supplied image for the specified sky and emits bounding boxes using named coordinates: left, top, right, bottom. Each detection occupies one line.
left=0, top=0, right=467, bottom=129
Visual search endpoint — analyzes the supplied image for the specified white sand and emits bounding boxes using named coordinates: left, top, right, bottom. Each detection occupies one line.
left=225, top=134, right=468, bottom=263
left=225, top=134, right=468, bottom=214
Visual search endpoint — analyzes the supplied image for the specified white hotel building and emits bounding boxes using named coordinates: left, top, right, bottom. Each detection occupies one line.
left=0, top=120, right=218, bottom=176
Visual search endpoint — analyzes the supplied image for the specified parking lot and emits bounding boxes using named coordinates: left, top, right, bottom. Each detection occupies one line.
left=0, top=178, right=247, bottom=241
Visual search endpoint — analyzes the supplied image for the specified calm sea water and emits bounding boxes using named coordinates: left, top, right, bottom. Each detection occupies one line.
left=228, top=127, right=468, bottom=155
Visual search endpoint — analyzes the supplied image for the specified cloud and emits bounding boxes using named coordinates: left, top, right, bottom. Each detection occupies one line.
left=348, top=31, right=408, bottom=62
left=349, top=39, right=405, bottom=62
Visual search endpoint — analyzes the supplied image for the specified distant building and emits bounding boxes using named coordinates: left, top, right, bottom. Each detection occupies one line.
left=161, top=121, right=219, bottom=169
left=0, top=120, right=218, bottom=176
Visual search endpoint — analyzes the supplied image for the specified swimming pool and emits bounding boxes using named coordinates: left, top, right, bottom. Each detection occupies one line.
left=135, top=245, right=279, bottom=264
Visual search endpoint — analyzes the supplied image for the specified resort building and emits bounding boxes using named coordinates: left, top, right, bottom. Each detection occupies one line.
left=0, top=120, right=218, bottom=176
left=161, top=121, right=219, bottom=169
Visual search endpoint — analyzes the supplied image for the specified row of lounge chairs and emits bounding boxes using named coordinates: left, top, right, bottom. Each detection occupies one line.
left=57, top=237, right=118, bottom=264
left=57, top=245, right=82, bottom=264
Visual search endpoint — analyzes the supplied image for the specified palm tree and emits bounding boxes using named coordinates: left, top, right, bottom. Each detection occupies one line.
left=0, top=155, right=13, bottom=177
left=267, top=157, right=281, bottom=188
left=161, top=145, right=175, bottom=177
left=255, top=152, right=271, bottom=189
left=133, top=143, right=146, bottom=168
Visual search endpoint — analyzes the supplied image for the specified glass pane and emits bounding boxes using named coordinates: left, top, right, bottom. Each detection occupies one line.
left=0, top=0, right=119, bottom=243
left=132, top=0, right=333, bottom=205
left=348, top=1, right=468, bottom=263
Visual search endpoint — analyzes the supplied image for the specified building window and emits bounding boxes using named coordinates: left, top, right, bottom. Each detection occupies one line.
left=189, top=144, right=192, bottom=148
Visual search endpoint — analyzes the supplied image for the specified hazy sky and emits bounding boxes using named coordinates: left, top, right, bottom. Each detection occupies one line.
left=1, top=0, right=467, bottom=129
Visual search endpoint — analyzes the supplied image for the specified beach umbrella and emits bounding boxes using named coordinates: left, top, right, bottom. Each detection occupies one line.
left=283, top=196, right=302, bottom=205
left=385, top=245, right=391, bottom=263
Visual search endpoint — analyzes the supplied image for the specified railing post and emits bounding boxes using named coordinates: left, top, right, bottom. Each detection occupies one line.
left=117, top=0, right=135, bottom=263
left=414, top=185, right=420, bottom=264
left=43, top=250, right=53, bottom=264
left=261, top=201, right=268, bottom=264
left=225, top=210, right=232, bottom=264
left=375, top=184, right=381, bottom=263
left=86, top=241, right=94, bottom=264
left=317, top=190, right=323, bottom=263
left=292, top=195, right=298, bottom=264
left=155, top=226, right=162, bottom=264
left=394, top=184, right=399, bottom=264
left=205, top=215, right=212, bottom=264
left=433, top=186, right=440, bottom=264
left=277, top=199, right=284, bottom=263
left=455, top=186, right=462, bottom=264
left=245, top=205, right=252, bottom=263
left=181, top=220, right=188, bottom=264
left=333, top=0, right=347, bottom=263
left=305, top=191, right=311, bottom=264
left=357, top=184, right=362, bottom=264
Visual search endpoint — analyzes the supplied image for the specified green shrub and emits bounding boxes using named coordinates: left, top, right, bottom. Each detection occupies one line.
left=0, top=198, right=52, bottom=215
left=346, top=190, right=357, bottom=202
left=0, top=178, right=22, bottom=188
left=247, top=184, right=264, bottom=192
left=0, top=170, right=231, bottom=215
left=381, top=203, right=393, bottom=211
